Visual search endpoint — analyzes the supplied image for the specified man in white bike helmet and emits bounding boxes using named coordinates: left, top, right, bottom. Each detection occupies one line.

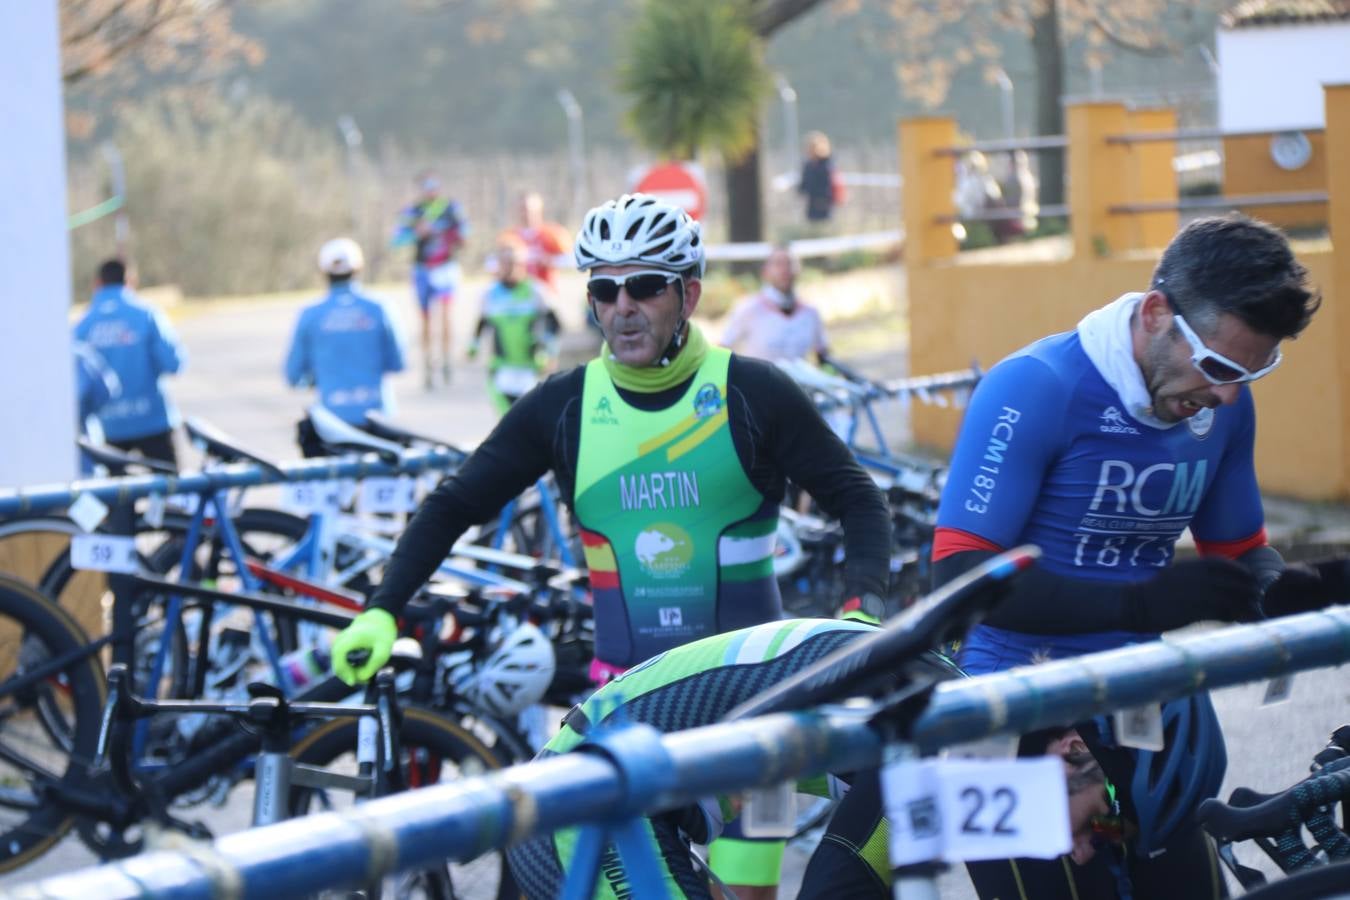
left=333, top=194, right=891, bottom=896
left=285, top=238, right=406, bottom=431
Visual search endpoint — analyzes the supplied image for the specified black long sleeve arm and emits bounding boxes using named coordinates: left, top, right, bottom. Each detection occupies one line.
left=736, top=361, right=892, bottom=599
left=368, top=386, right=556, bottom=616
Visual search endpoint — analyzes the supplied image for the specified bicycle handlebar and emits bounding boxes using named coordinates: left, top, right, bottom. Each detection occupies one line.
left=724, top=545, right=1038, bottom=721
left=1199, top=755, right=1350, bottom=844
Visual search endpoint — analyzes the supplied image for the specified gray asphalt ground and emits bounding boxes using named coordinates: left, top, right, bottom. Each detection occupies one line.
left=4, top=267, right=1349, bottom=897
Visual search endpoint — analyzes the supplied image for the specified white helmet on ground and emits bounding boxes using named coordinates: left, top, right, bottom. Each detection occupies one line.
left=318, top=238, right=365, bottom=276
left=574, top=193, right=705, bottom=277
left=457, top=622, right=557, bottom=718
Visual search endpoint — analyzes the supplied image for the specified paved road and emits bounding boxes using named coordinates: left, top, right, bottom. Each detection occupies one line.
left=4, top=272, right=1348, bottom=896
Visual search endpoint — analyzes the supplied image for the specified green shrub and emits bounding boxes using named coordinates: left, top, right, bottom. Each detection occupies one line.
left=109, top=92, right=349, bottom=297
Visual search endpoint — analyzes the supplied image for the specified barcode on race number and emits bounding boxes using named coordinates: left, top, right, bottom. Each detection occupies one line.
left=359, top=477, right=418, bottom=514
left=883, top=756, right=1070, bottom=864
left=740, top=782, right=795, bottom=838
left=1113, top=704, right=1165, bottom=751
left=70, top=534, right=139, bottom=574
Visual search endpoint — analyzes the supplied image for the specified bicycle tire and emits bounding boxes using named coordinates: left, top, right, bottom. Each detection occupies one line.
left=288, top=706, right=517, bottom=900
left=0, top=574, right=107, bottom=873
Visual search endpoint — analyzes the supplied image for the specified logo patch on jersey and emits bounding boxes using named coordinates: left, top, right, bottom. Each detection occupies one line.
left=693, top=383, right=723, bottom=418
left=1187, top=407, right=1215, bottom=439
left=590, top=395, right=620, bottom=426
left=1099, top=406, right=1141, bottom=435
left=635, top=522, right=694, bottom=579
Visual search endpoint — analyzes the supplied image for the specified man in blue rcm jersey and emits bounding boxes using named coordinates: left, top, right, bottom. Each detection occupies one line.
left=930, top=214, right=1349, bottom=899
left=73, top=258, right=185, bottom=466
left=285, top=238, right=406, bottom=428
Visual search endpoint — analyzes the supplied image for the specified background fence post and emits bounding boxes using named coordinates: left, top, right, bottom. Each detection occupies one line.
left=1067, top=101, right=1130, bottom=258
left=1323, top=83, right=1350, bottom=497
left=898, top=116, right=958, bottom=267
left=1125, top=106, right=1178, bottom=250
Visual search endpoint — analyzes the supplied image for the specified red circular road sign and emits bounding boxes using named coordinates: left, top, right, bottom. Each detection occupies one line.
left=633, top=161, right=707, bottom=221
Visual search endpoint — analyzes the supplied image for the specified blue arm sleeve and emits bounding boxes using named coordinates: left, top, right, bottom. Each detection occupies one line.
left=935, top=355, right=1069, bottom=549
left=150, top=309, right=184, bottom=375
left=283, top=314, right=311, bottom=387
left=1188, top=388, right=1265, bottom=545
left=74, top=345, right=117, bottom=418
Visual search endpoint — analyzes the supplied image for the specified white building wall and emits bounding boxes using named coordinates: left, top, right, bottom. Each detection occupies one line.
left=1217, top=23, right=1350, bottom=132
left=0, top=3, right=77, bottom=487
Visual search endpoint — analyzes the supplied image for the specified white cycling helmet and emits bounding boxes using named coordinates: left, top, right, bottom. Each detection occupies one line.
left=318, top=237, right=365, bottom=276
left=574, top=193, right=705, bottom=277
left=458, top=622, right=557, bottom=718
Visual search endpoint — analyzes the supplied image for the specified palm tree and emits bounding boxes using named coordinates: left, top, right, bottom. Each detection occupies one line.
left=619, top=0, right=826, bottom=248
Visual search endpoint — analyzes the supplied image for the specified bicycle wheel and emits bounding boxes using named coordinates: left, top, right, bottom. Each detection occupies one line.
left=0, top=574, right=107, bottom=873
left=288, top=706, right=516, bottom=900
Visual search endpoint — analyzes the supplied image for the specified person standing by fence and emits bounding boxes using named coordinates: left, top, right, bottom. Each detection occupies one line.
left=799, top=131, right=838, bottom=225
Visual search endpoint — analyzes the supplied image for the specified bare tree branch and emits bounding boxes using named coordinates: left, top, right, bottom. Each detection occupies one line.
left=1088, top=5, right=1176, bottom=57
left=749, top=0, right=830, bottom=37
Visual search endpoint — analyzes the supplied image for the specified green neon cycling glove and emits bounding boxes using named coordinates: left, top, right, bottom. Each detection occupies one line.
left=331, top=608, right=397, bottom=686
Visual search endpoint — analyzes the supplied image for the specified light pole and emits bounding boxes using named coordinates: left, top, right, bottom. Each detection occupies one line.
left=556, top=88, right=587, bottom=222
left=100, top=142, right=129, bottom=257
left=993, top=67, right=1015, bottom=139
left=775, top=73, right=800, bottom=174
left=336, top=114, right=364, bottom=235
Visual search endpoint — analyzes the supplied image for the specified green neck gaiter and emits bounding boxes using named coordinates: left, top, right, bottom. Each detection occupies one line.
left=601, top=323, right=708, bottom=393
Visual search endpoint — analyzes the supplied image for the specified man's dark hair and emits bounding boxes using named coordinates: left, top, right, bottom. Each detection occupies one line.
left=97, top=259, right=127, bottom=285
left=1151, top=213, right=1320, bottom=339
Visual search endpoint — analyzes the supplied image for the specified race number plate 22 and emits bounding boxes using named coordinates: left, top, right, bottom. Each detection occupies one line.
left=882, top=757, right=1071, bottom=865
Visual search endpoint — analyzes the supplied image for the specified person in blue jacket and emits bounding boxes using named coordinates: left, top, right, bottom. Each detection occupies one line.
left=72, top=259, right=185, bottom=466
left=285, top=238, right=406, bottom=429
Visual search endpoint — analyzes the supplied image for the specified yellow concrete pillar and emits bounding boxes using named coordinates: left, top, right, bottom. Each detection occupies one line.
left=899, top=116, right=959, bottom=265
left=1125, top=107, right=1178, bottom=250
left=1067, top=102, right=1131, bottom=258
left=1324, top=83, right=1350, bottom=498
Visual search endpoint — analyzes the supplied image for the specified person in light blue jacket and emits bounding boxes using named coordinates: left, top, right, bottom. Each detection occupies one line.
left=285, top=238, right=406, bottom=428
left=72, top=259, right=185, bottom=466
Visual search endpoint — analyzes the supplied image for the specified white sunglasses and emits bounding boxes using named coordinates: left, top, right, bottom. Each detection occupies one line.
left=1164, top=295, right=1282, bottom=385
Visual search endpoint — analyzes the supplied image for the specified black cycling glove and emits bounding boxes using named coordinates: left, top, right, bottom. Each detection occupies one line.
left=1123, top=557, right=1261, bottom=632
left=1261, top=557, right=1350, bottom=618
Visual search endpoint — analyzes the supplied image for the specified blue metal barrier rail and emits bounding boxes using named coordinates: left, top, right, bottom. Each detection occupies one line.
left=0, top=448, right=462, bottom=520
left=11, top=607, right=1350, bottom=900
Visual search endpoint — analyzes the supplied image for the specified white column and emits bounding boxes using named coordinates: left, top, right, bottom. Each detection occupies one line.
left=0, top=3, right=76, bottom=487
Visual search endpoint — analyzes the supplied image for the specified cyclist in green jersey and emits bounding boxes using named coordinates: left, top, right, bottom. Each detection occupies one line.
left=469, top=236, right=561, bottom=415
left=332, top=193, right=893, bottom=898
left=505, top=618, right=1114, bottom=899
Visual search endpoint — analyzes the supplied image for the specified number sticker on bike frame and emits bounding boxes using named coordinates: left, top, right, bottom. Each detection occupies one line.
left=883, top=757, right=1070, bottom=864
left=1113, top=704, right=1165, bottom=752
left=359, top=477, right=418, bottom=514
left=740, top=782, right=795, bottom=839
left=283, top=480, right=342, bottom=515
left=70, top=534, right=139, bottom=574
